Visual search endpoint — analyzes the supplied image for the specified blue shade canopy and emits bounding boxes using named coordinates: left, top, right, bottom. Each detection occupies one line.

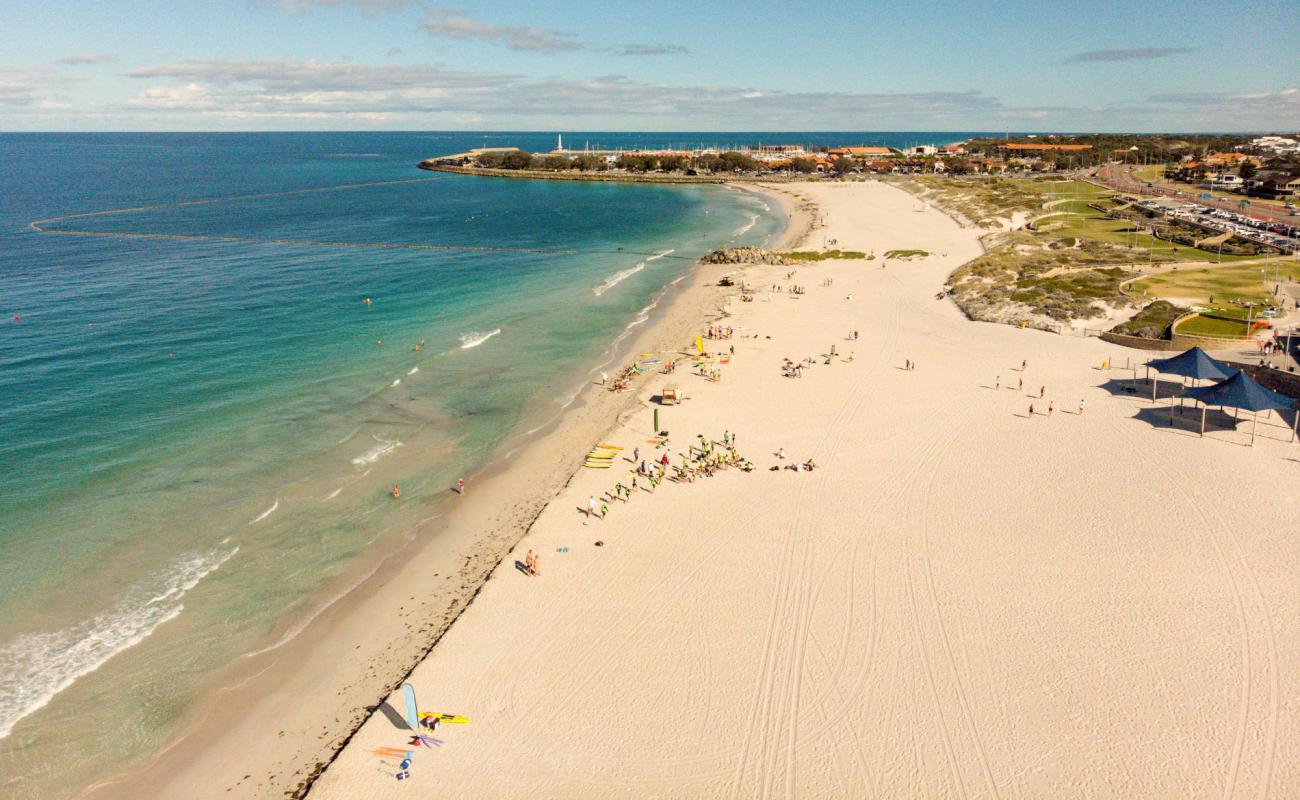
left=1147, top=347, right=1238, bottom=381
left=1182, top=370, right=1297, bottom=413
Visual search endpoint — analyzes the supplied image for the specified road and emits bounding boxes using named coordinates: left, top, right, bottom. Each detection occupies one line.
left=1096, top=163, right=1297, bottom=225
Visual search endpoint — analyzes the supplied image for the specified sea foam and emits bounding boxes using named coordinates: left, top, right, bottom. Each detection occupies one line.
left=351, top=437, right=402, bottom=466
left=459, top=329, right=501, bottom=349
left=0, top=547, right=237, bottom=740
left=250, top=499, right=279, bottom=524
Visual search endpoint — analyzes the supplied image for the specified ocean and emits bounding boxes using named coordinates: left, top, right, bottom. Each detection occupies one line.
left=0, top=131, right=982, bottom=798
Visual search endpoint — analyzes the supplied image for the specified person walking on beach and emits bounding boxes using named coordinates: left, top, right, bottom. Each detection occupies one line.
left=1029, top=403, right=1035, bottom=417
left=1018, top=377, right=1023, bottom=391
left=457, top=478, right=465, bottom=496
left=1078, top=399, right=1085, bottom=415
left=587, top=495, right=598, bottom=518
left=600, top=502, right=608, bottom=520
left=632, top=446, right=639, bottom=464
left=995, top=375, right=1000, bottom=390
left=1039, top=385, right=1045, bottom=399
left=1048, top=401, right=1054, bottom=416
left=1021, top=359, right=1027, bottom=371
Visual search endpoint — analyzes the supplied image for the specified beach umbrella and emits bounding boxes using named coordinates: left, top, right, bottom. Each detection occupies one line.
left=1181, top=370, right=1297, bottom=444
left=1145, top=347, right=1236, bottom=403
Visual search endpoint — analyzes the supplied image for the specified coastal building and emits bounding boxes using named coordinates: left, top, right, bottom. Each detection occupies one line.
left=1246, top=172, right=1300, bottom=199
left=829, top=146, right=894, bottom=158
left=904, top=145, right=937, bottom=156
left=1246, top=135, right=1300, bottom=155
left=999, top=143, right=1092, bottom=154
left=1204, top=152, right=1262, bottom=168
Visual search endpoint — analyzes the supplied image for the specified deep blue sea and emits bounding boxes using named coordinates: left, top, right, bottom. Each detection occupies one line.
left=0, top=131, right=982, bottom=797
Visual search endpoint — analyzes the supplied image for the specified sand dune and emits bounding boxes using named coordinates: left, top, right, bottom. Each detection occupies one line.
left=310, top=181, right=1297, bottom=799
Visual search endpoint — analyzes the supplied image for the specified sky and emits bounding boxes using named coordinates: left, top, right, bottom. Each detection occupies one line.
left=1, top=0, right=1297, bottom=132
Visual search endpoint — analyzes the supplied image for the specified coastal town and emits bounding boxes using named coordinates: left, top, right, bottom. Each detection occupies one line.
left=423, top=133, right=1300, bottom=199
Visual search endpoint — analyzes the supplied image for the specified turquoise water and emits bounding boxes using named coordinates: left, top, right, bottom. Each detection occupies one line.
left=0, top=132, right=788, bottom=797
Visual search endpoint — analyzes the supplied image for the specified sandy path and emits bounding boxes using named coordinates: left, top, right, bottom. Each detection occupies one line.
left=310, top=181, right=1297, bottom=799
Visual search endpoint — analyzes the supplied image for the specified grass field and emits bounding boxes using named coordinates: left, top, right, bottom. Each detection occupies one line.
left=1127, top=262, right=1281, bottom=306
left=1174, top=314, right=1249, bottom=337
left=1027, top=184, right=1260, bottom=264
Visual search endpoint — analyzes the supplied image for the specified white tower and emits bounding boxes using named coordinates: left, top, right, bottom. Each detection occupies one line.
left=557, top=133, right=563, bottom=152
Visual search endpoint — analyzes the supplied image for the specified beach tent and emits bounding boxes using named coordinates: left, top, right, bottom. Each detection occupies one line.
left=1180, top=370, right=1298, bottom=444
left=1145, top=347, right=1236, bottom=402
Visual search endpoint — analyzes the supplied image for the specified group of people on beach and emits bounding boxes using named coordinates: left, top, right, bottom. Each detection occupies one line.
left=993, top=359, right=1085, bottom=418
left=704, top=325, right=733, bottom=340
left=587, top=432, right=755, bottom=527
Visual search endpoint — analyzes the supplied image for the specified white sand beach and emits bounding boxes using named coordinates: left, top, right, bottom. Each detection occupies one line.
left=307, top=181, right=1298, bottom=799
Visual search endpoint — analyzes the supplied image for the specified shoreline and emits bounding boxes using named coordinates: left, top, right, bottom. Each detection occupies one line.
left=77, top=182, right=813, bottom=800
left=308, top=179, right=1298, bottom=799
left=418, top=162, right=805, bottom=184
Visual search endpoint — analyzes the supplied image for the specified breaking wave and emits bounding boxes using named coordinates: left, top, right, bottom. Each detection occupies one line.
left=459, top=329, right=501, bottom=349
left=0, top=547, right=238, bottom=740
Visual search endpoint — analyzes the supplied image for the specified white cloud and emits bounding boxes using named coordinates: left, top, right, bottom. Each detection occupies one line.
left=119, top=58, right=1003, bottom=125
left=128, top=83, right=215, bottom=109
left=57, top=53, right=117, bottom=65
left=1066, top=47, right=1194, bottom=64
left=419, top=8, right=581, bottom=52
left=275, top=0, right=413, bottom=12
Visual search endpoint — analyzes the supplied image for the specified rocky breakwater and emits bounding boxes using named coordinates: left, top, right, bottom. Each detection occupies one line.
left=700, top=247, right=788, bottom=265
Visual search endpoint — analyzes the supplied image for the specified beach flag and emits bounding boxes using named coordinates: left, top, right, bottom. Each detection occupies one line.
left=402, top=683, right=419, bottom=731
left=695, top=335, right=704, bottom=355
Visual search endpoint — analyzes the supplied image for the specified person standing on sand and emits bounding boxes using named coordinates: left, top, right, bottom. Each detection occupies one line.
left=632, top=446, right=639, bottom=464
left=1029, top=403, right=1035, bottom=417
left=457, top=478, right=465, bottom=495
left=600, top=503, right=608, bottom=519
left=1022, top=359, right=1027, bottom=371
left=1048, top=401, right=1054, bottom=416
left=588, top=496, right=598, bottom=518
left=995, top=376, right=1000, bottom=390
left=1078, top=399, right=1085, bottom=415
left=1040, top=386, right=1045, bottom=399
left=1018, top=377, right=1023, bottom=391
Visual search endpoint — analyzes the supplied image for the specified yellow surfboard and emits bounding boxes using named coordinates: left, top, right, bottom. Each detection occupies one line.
left=597, top=443, right=623, bottom=450
left=419, top=712, right=470, bottom=724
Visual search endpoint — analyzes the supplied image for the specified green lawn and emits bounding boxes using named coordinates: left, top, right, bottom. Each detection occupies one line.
left=1029, top=190, right=1261, bottom=264
left=1173, top=315, right=1249, bottom=337
left=1127, top=262, right=1279, bottom=306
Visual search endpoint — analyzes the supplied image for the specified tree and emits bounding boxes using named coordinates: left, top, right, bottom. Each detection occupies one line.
left=574, top=154, right=607, bottom=171
left=539, top=155, right=570, bottom=171
left=659, top=154, right=688, bottom=172
left=944, top=157, right=973, bottom=175
left=788, top=157, right=818, bottom=173
left=500, top=150, right=535, bottom=169
left=1239, top=160, right=1258, bottom=181
left=718, top=151, right=762, bottom=173
left=830, top=156, right=854, bottom=175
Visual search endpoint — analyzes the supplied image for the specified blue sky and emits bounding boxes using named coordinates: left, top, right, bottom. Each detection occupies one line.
left=1, top=0, right=1296, bottom=131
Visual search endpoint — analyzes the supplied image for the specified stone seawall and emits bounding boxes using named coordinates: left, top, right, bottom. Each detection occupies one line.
left=418, top=163, right=800, bottom=185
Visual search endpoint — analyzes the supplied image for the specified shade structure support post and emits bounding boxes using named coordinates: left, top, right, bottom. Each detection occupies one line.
left=1169, top=395, right=1175, bottom=426
left=1152, top=375, right=1158, bottom=402
left=1200, top=405, right=1207, bottom=437
left=1292, top=408, right=1298, bottom=443
left=1251, top=410, right=1258, bottom=446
